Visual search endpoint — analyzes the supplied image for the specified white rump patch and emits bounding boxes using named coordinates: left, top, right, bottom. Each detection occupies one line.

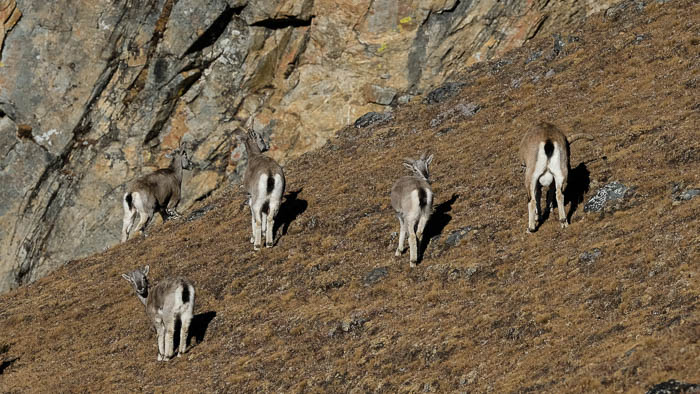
left=257, top=174, right=269, bottom=203
left=539, top=172, right=554, bottom=187
left=272, top=174, right=284, bottom=198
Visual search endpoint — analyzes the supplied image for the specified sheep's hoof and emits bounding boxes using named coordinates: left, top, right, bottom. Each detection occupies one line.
left=265, top=243, right=273, bottom=248
left=560, top=220, right=569, bottom=229
left=253, top=245, right=261, bottom=251
left=395, top=249, right=404, bottom=257
left=409, top=261, right=417, bottom=268
left=157, top=354, right=163, bottom=361
left=166, top=209, right=181, bottom=219
left=526, top=227, right=536, bottom=233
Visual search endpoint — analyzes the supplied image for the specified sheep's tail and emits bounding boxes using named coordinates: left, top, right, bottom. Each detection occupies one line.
left=566, top=133, right=594, bottom=144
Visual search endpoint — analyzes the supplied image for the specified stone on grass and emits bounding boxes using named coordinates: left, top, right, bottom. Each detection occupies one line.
left=423, top=82, right=466, bottom=104
left=645, top=379, right=700, bottom=394
left=444, top=226, right=475, bottom=247
left=671, top=185, right=700, bottom=204
left=364, top=267, right=388, bottom=286
left=584, top=181, right=630, bottom=213
left=579, top=248, right=602, bottom=265
left=430, top=102, right=480, bottom=128
left=354, top=111, right=393, bottom=128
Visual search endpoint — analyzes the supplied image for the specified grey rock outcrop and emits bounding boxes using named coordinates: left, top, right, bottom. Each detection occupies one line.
left=645, top=380, right=700, bottom=394
left=584, top=182, right=632, bottom=213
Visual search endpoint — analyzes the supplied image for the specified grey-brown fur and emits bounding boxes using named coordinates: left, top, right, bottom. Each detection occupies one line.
left=237, top=129, right=285, bottom=250
left=122, top=265, right=195, bottom=361
left=121, top=148, right=191, bottom=242
left=519, top=122, right=592, bottom=232
left=391, top=153, right=434, bottom=267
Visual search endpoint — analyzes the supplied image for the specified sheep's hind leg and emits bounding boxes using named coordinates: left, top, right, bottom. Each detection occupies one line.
left=407, top=218, right=418, bottom=267
left=249, top=202, right=255, bottom=244
left=527, top=177, right=539, bottom=233
left=416, top=214, right=429, bottom=243
left=178, top=312, right=192, bottom=356
left=253, top=205, right=263, bottom=250
left=395, top=215, right=406, bottom=256
left=121, top=208, right=136, bottom=242
left=156, top=322, right=165, bottom=361
left=261, top=211, right=268, bottom=245
left=266, top=199, right=281, bottom=248
left=163, top=317, right=176, bottom=360
left=554, top=174, right=568, bottom=228
left=134, top=211, right=152, bottom=238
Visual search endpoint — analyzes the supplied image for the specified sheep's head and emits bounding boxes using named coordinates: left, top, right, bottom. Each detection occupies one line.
left=403, top=153, right=434, bottom=181
left=236, top=128, right=268, bottom=153
left=121, top=265, right=150, bottom=298
left=166, top=144, right=192, bottom=170
left=249, top=130, right=269, bottom=152
left=178, top=149, right=192, bottom=170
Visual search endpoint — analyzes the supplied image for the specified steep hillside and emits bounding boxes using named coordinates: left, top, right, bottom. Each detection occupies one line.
left=0, top=0, right=622, bottom=293
left=1, top=0, right=698, bottom=392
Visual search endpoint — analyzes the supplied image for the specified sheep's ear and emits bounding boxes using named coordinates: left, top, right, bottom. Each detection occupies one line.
left=403, top=162, right=415, bottom=171
left=258, top=135, right=270, bottom=152
left=425, top=154, right=434, bottom=166
left=235, top=131, right=247, bottom=144
left=121, top=273, right=132, bottom=283
left=142, top=265, right=150, bottom=276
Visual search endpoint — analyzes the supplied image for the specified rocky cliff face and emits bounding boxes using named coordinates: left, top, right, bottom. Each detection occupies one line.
left=0, top=0, right=619, bottom=292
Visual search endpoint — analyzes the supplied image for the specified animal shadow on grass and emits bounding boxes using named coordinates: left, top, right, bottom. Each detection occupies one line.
left=565, top=162, right=591, bottom=222
left=274, top=189, right=308, bottom=239
left=0, top=344, right=17, bottom=375
left=538, top=162, right=590, bottom=226
left=184, top=311, right=217, bottom=349
left=0, top=358, right=18, bottom=374
left=418, top=193, right=459, bottom=262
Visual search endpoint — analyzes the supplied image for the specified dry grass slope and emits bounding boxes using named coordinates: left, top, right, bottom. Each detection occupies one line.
left=1, top=1, right=698, bottom=392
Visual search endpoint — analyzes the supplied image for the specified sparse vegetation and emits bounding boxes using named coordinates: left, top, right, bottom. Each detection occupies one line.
left=0, top=0, right=698, bottom=392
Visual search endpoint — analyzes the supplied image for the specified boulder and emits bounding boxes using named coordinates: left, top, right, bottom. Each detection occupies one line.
left=584, top=182, right=631, bottom=213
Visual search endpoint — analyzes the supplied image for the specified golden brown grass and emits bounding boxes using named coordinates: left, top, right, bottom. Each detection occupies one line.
left=1, top=1, right=699, bottom=392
